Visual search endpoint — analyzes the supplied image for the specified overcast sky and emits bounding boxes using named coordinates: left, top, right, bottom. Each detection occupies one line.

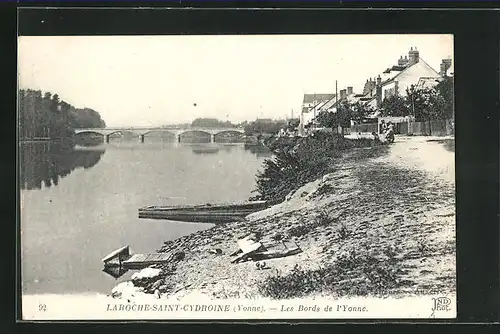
left=18, top=34, right=453, bottom=127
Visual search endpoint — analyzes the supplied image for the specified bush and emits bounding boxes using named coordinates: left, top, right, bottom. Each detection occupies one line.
left=253, top=134, right=380, bottom=202
left=284, top=210, right=337, bottom=238
left=259, top=249, right=405, bottom=299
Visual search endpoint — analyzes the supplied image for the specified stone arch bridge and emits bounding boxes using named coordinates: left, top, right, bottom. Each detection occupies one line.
left=74, top=127, right=245, bottom=143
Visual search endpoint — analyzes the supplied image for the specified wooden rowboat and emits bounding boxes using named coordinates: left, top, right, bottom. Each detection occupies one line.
left=138, top=200, right=272, bottom=223
left=101, top=245, right=131, bottom=266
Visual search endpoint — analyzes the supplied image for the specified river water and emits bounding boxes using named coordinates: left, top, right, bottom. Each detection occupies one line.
left=20, top=139, right=271, bottom=295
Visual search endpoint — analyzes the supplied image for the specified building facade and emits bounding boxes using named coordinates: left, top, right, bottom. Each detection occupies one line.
left=298, top=47, right=453, bottom=135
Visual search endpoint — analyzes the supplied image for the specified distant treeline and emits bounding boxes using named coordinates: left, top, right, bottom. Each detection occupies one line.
left=19, top=89, right=106, bottom=140
left=241, top=119, right=298, bottom=136
left=191, top=118, right=237, bottom=128
left=190, top=117, right=295, bottom=136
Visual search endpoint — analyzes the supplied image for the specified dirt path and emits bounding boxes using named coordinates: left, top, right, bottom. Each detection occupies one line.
left=119, top=136, right=456, bottom=300
left=380, top=136, right=455, bottom=184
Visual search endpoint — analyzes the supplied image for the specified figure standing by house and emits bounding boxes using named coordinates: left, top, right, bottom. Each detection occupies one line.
left=387, top=121, right=395, bottom=134
left=380, top=120, right=387, bottom=134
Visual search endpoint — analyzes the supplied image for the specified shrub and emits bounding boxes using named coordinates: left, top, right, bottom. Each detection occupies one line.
left=259, top=250, right=406, bottom=299
left=253, top=134, right=380, bottom=202
left=338, top=222, right=349, bottom=240
left=286, top=210, right=337, bottom=238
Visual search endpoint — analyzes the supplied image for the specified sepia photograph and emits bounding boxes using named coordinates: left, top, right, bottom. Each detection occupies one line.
left=18, top=33, right=455, bottom=320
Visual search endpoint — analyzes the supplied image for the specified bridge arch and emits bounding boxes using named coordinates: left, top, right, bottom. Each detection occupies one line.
left=139, top=130, right=177, bottom=143
left=74, top=130, right=107, bottom=145
left=215, top=130, right=244, bottom=135
left=213, top=130, right=245, bottom=143
left=74, top=130, right=106, bottom=137
left=178, top=130, right=212, bottom=143
left=106, top=130, right=131, bottom=137
left=140, top=130, right=176, bottom=137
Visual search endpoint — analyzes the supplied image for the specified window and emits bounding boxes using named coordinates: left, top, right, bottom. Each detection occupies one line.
left=384, top=87, right=396, bottom=99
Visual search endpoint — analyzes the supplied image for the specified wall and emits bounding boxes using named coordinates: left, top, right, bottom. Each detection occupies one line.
left=366, top=98, right=378, bottom=109
left=382, top=81, right=397, bottom=100
left=349, top=123, right=378, bottom=134
left=406, top=119, right=454, bottom=136
left=395, top=61, right=441, bottom=97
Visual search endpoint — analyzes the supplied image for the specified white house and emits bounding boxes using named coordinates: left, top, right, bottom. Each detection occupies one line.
left=297, top=48, right=452, bottom=134
left=360, top=47, right=450, bottom=109
left=299, top=93, right=336, bottom=135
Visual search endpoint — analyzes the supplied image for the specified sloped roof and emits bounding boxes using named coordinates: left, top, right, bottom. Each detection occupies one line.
left=302, top=93, right=336, bottom=104
left=318, top=95, right=339, bottom=111
left=416, top=77, right=442, bottom=89
left=379, top=57, right=440, bottom=87
left=360, top=95, right=377, bottom=104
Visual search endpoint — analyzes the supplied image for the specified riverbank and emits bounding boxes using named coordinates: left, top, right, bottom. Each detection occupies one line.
left=110, top=135, right=455, bottom=301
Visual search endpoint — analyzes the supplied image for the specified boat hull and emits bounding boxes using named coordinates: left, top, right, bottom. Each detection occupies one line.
left=138, top=201, right=270, bottom=223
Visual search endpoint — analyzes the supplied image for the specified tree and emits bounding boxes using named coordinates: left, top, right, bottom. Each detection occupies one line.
left=19, top=88, right=106, bottom=141
left=349, top=101, right=374, bottom=124
left=407, top=86, right=447, bottom=122
left=380, top=95, right=411, bottom=117
left=435, top=77, right=454, bottom=120
left=316, top=101, right=351, bottom=136
left=287, top=118, right=300, bottom=130
left=244, top=119, right=287, bottom=135
left=406, top=86, right=447, bottom=135
left=191, top=118, right=237, bottom=128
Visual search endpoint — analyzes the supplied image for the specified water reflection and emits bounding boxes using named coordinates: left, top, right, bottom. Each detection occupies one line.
left=243, top=143, right=273, bottom=158
left=19, top=142, right=106, bottom=190
left=102, top=265, right=129, bottom=279
left=191, top=145, right=220, bottom=155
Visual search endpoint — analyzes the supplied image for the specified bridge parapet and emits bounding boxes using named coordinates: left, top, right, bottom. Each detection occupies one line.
left=74, top=127, right=245, bottom=143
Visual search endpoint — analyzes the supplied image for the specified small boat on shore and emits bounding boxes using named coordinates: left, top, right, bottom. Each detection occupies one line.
left=138, top=200, right=272, bottom=223
left=101, top=245, right=185, bottom=278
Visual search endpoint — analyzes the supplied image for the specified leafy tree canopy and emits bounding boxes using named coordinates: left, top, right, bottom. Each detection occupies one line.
left=19, top=89, right=106, bottom=141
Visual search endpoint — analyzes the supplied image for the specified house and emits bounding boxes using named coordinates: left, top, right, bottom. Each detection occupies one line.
left=359, top=47, right=451, bottom=109
left=297, top=48, right=452, bottom=135
left=301, top=93, right=336, bottom=114
left=299, top=93, right=336, bottom=135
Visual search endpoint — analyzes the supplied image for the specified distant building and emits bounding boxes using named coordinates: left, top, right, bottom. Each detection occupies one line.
left=298, top=48, right=453, bottom=134
left=358, top=47, right=452, bottom=110
left=299, top=93, right=336, bottom=134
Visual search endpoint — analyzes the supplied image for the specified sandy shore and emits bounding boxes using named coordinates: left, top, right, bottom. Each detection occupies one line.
left=109, top=136, right=456, bottom=301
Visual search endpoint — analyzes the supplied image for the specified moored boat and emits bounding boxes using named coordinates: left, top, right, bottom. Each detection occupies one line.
left=138, top=200, right=272, bottom=223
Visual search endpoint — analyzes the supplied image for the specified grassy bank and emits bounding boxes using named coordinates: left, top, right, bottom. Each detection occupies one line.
left=113, top=136, right=455, bottom=301
left=253, top=133, right=382, bottom=202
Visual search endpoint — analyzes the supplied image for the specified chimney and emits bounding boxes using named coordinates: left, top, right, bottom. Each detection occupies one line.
left=376, top=75, right=382, bottom=107
left=398, top=55, right=404, bottom=66
left=347, top=86, right=353, bottom=95
left=408, top=46, right=419, bottom=65
left=340, top=89, right=347, bottom=100
left=440, top=58, right=452, bottom=77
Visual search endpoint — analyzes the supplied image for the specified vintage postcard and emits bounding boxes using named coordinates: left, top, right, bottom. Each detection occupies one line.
left=18, top=33, right=455, bottom=320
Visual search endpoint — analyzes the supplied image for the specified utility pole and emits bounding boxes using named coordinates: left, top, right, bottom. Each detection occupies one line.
left=335, top=80, right=339, bottom=135
left=313, top=93, right=316, bottom=131
left=335, top=80, right=338, bottom=106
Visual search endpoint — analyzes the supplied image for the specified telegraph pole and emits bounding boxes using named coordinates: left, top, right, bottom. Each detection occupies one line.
left=313, top=93, right=316, bottom=131
left=335, top=80, right=339, bottom=134
left=335, top=80, right=338, bottom=105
